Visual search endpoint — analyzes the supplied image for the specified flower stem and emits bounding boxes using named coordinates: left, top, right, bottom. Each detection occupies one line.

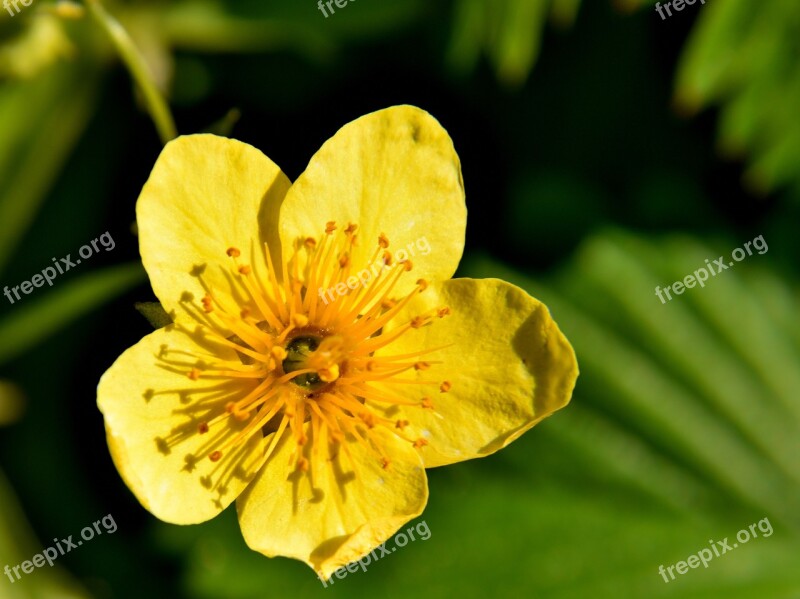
left=85, top=0, right=177, bottom=145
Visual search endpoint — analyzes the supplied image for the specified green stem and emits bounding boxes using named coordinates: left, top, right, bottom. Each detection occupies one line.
left=85, top=0, right=177, bottom=145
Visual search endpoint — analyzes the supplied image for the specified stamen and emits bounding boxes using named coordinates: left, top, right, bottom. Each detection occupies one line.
left=172, top=221, right=451, bottom=475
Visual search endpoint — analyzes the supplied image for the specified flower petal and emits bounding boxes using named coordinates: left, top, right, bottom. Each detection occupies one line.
left=98, top=325, right=268, bottom=524
left=236, top=425, right=427, bottom=580
left=373, top=278, right=578, bottom=467
left=137, top=134, right=291, bottom=318
left=279, top=106, right=466, bottom=295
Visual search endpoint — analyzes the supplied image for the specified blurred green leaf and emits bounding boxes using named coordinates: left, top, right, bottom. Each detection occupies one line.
left=0, top=467, right=92, bottom=598
left=674, top=0, right=800, bottom=198
left=0, top=262, right=144, bottom=364
left=0, top=63, right=99, bottom=272
left=447, top=0, right=580, bottom=86
left=0, top=379, right=23, bottom=426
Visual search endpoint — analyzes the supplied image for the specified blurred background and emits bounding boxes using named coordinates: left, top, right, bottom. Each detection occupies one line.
left=1, top=1, right=799, bottom=597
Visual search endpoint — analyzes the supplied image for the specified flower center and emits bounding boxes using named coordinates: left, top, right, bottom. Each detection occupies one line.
left=167, top=222, right=452, bottom=476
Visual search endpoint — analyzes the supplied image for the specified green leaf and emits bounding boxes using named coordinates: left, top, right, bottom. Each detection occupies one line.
left=0, top=467, right=92, bottom=598
left=0, top=63, right=99, bottom=273
left=0, top=262, right=145, bottom=364
left=674, top=0, right=800, bottom=197
left=134, top=301, right=174, bottom=330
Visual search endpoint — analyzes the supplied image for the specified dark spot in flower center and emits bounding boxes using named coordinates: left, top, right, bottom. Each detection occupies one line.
left=283, top=335, right=324, bottom=389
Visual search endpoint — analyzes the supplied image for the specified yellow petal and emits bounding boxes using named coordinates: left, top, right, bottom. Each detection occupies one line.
left=374, top=278, right=578, bottom=467
left=279, top=106, right=466, bottom=295
left=97, top=325, right=267, bottom=524
left=137, top=134, right=291, bottom=319
left=236, top=425, right=428, bottom=580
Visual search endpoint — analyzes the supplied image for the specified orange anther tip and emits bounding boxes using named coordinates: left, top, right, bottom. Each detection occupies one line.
left=414, top=361, right=430, bottom=371
left=440, top=381, right=452, bottom=393
left=325, top=221, right=337, bottom=234
left=403, top=260, right=413, bottom=272
left=297, top=458, right=310, bottom=472
left=188, top=368, right=201, bottom=381
left=240, top=308, right=250, bottom=319
left=416, top=278, right=428, bottom=291
left=209, top=451, right=223, bottom=462
left=304, top=237, right=317, bottom=248
left=410, top=316, right=427, bottom=329
left=395, top=419, right=409, bottom=429
left=413, top=438, right=428, bottom=449
left=437, top=307, right=451, bottom=318
left=378, top=233, right=390, bottom=249
left=198, top=422, right=209, bottom=434
left=382, top=251, right=393, bottom=266
left=380, top=458, right=391, bottom=470
left=421, top=397, right=434, bottom=409
left=339, top=254, right=350, bottom=268
left=345, top=223, right=358, bottom=235
left=238, top=265, right=252, bottom=275
left=226, top=247, right=241, bottom=258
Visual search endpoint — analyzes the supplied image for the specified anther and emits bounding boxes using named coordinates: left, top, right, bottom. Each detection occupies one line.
left=319, top=364, right=340, bottom=382
left=304, top=237, right=317, bottom=249
left=188, top=368, right=201, bottom=381
left=410, top=316, right=428, bottom=329
left=440, top=381, right=452, bottom=393
left=380, top=457, right=391, bottom=470
left=395, top=419, right=409, bottom=430
left=271, top=346, right=287, bottom=361
left=296, top=457, right=309, bottom=472
left=414, top=361, right=430, bottom=371
left=421, top=397, right=434, bottom=409
left=381, top=298, right=397, bottom=310
left=226, top=247, right=241, bottom=258
left=339, top=254, right=350, bottom=268
left=345, top=223, right=358, bottom=235
left=378, top=233, right=389, bottom=248
left=240, top=308, right=251, bottom=319
left=325, top=221, right=337, bottom=234
left=383, top=251, right=393, bottom=266
left=238, top=265, right=252, bottom=275
left=416, top=278, right=428, bottom=291
left=198, top=422, right=209, bottom=434
left=291, top=314, right=309, bottom=327
left=209, top=451, right=222, bottom=462
left=402, top=260, right=414, bottom=272
left=413, top=438, right=428, bottom=449
left=359, top=412, right=377, bottom=428
left=437, top=307, right=451, bottom=318
left=201, top=294, right=213, bottom=313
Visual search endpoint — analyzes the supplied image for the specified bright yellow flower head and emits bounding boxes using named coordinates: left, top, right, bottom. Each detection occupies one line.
left=97, top=105, right=578, bottom=579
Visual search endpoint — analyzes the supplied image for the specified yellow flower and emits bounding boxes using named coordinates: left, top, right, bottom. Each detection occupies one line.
left=97, top=105, right=578, bottom=579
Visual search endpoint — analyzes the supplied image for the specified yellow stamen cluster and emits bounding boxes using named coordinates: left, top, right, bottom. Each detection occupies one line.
left=166, top=224, right=452, bottom=478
